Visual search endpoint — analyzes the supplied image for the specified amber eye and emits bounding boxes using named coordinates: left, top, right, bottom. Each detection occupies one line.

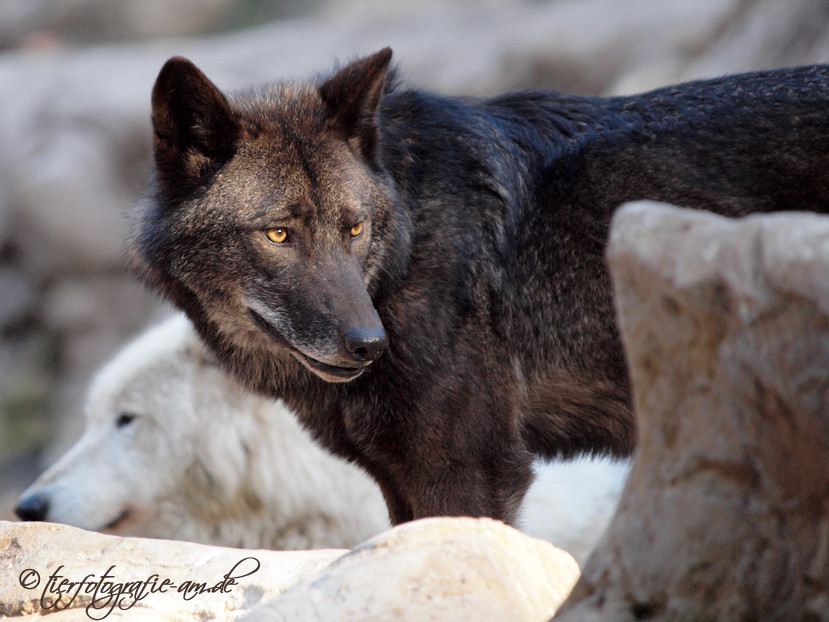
left=350, top=222, right=364, bottom=238
left=264, top=228, right=288, bottom=244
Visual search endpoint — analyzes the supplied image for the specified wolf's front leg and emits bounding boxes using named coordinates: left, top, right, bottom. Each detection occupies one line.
left=429, top=454, right=534, bottom=525
left=383, top=445, right=535, bottom=525
left=368, top=443, right=534, bottom=525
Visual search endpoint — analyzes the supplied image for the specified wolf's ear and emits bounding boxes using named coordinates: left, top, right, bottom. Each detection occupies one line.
left=319, top=47, right=392, bottom=164
left=151, top=57, right=240, bottom=200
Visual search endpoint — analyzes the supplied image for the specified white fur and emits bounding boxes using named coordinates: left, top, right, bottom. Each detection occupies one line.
left=520, top=457, right=630, bottom=564
left=18, top=314, right=390, bottom=549
left=19, top=314, right=628, bottom=560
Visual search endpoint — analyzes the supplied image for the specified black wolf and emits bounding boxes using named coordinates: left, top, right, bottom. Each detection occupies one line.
left=129, top=48, right=829, bottom=524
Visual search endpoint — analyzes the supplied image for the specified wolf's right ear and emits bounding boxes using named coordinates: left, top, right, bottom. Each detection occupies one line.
left=319, top=48, right=392, bottom=165
left=151, top=57, right=240, bottom=200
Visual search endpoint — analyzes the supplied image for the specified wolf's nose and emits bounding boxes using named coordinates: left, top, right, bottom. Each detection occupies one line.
left=345, top=325, right=388, bottom=363
left=16, top=493, right=49, bottom=522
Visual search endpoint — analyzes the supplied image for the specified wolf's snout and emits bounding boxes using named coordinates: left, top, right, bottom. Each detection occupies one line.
left=345, top=325, right=388, bottom=363
left=16, top=492, right=49, bottom=522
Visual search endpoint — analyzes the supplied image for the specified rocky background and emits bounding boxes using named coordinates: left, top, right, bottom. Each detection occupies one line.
left=556, top=203, right=829, bottom=620
left=1, top=0, right=828, bottom=517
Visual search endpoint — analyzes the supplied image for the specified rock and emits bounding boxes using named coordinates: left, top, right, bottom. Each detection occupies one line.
left=680, top=0, right=829, bottom=82
left=12, top=128, right=132, bottom=272
left=1, top=518, right=578, bottom=621
left=0, top=520, right=345, bottom=620
left=0, top=0, right=238, bottom=48
left=556, top=202, right=829, bottom=621
left=504, top=0, right=737, bottom=96
left=609, top=0, right=829, bottom=94
left=244, top=517, right=580, bottom=622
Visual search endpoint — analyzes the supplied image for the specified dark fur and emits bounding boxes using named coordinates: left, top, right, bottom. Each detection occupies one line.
left=129, top=49, right=829, bottom=524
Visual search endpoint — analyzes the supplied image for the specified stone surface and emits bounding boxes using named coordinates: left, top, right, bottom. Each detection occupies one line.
left=556, top=202, right=829, bottom=621
left=610, top=0, right=829, bottom=94
left=0, top=520, right=345, bottom=620
left=244, top=517, right=580, bottom=622
left=0, top=517, right=579, bottom=621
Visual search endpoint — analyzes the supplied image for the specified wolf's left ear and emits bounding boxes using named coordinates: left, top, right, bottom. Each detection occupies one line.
left=319, top=47, right=392, bottom=164
left=151, top=57, right=241, bottom=201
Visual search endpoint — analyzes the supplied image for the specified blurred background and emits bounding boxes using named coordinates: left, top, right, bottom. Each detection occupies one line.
left=1, top=0, right=828, bottom=519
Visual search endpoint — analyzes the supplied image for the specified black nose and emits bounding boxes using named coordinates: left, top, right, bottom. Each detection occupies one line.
left=345, top=325, right=388, bottom=363
left=16, top=493, right=49, bottom=522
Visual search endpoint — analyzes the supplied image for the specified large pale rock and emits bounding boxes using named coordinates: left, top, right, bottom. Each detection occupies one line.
left=1, top=518, right=579, bottom=621
left=556, top=202, right=829, bottom=621
left=678, top=0, right=829, bottom=84
left=244, top=517, right=580, bottom=621
left=0, top=520, right=345, bottom=620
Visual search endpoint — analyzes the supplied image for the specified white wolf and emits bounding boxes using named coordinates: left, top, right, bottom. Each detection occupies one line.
left=17, top=314, right=628, bottom=560
left=16, top=314, right=391, bottom=549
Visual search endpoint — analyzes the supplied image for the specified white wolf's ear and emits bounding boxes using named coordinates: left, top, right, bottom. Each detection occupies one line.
left=319, top=47, right=392, bottom=164
left=151, top=57, right=240, bottom=200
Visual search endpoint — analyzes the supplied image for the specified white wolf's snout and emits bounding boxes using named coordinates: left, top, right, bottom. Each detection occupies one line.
left=15, top=490, right=48, bottom=522
left=15, top=424, right=141, bottom=532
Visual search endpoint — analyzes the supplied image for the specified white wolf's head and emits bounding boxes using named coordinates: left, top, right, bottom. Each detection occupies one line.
left=16, top=314, right=389, bottom=549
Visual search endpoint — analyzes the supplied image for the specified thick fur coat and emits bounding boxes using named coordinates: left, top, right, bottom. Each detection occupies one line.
left=129, top=49, right=829, bottom=523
